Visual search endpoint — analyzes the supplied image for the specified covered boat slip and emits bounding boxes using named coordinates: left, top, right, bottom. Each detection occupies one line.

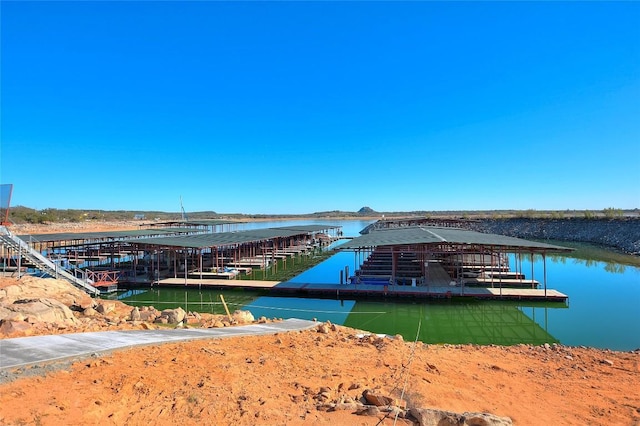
left=13, top=218, right=246, bottom=255
left=335, top=226, right=573, bottom=301
left=144, top=219, right=249, bottom=234
left=115, top=224, right=341, bottom=285
left=14, top=228, right=206, bottom=266
left=7, top=224, right=341, bottom=290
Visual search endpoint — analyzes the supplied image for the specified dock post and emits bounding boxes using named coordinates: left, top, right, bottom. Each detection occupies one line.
left=220, top=294, right=232, bottom=322
left=543, top=252, right=547, bottom=298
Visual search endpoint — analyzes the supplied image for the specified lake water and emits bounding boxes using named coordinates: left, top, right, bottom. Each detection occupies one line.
left=118, top=219, right=640, bottom=351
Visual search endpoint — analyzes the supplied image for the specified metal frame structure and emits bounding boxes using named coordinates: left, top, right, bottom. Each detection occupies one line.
left=13, top=224, right=342, bottom=287
left=336, top=225, right=573, bottom=298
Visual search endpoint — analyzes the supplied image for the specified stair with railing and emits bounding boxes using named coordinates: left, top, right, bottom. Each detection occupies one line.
left=0, top=226, right=100, bottom=296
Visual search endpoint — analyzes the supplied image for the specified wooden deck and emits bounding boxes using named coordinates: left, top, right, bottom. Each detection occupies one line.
left=188, top=271, right=240, bottom=280
left=151, top=277, right=567, bottom=302
left=156, top=277, right=281, bottom=289
left=271, top=282, right=568, bottom=302
left=461, top=277, right=540, bottom=288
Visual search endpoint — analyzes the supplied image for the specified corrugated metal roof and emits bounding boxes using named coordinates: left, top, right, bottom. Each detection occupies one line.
left=127, top=225, right=339, bottom=249
left=18, top=229, right=178, bottom=243
left=335, top=226, right=573, bottom=252
left=237, top=228, right=304, bottom=239
left=130, top=233, right=262, bottom=249
left=16, top=224, right=339, bottom=248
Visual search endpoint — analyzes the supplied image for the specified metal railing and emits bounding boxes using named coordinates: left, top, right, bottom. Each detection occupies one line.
left=0, top=226, right=100, bottom=296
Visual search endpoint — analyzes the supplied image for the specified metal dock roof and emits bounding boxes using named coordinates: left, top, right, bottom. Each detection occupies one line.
left=125, top=225, right=340, bottom=249
left=17, top=229, right=184, bottom=243
left=335, top=226, right=573, bottom=252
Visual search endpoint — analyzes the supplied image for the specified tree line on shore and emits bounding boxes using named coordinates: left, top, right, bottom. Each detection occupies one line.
left=5, top=205, right=635, bottom=225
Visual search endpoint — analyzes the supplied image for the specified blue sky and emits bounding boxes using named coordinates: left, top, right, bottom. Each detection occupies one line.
left=1, top=1, right=638, bottom=214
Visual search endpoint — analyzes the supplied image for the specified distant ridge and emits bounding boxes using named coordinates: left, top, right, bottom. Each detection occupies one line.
left=358, top=206, right=376, bottom=214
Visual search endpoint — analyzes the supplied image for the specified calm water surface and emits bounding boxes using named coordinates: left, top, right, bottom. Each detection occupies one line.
left=119, top=220, right=640, bottom=351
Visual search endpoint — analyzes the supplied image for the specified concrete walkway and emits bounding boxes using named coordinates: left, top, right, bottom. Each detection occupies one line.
left=0, top=318, right=317, bottom=371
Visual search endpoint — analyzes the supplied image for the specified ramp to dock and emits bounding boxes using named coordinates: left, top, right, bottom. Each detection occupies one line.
left=0, top=226, right=100, bottom=296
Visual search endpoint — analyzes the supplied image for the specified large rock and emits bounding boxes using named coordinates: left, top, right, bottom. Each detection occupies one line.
left=157, top=307, right=187, bottom=324
left=96, top=300, right=116, bottom=315
left=0, top=320, right=34, bottom=336
left=0, top=276, right=95, bottom=309
left=1, top=298, right=78, bottom=326
left=138, top=308, right=159, bottom=322
left=130, top=306, right=141, bottom=321
left=232, top=310, right=254, bottom=324
left=410, top=408, right=513, bottom=426
left=362, top=389, right=392, bottom=407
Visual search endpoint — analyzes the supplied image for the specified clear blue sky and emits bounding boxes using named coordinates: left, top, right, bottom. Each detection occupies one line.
left=1, top=1, right=638, bottom=214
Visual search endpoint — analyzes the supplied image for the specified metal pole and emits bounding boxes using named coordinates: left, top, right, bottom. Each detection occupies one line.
left=531, top=252, right=535, bottom=290
left=543, top=252, right=547, bottom=297
left=173, top=249, right=177, bottom=278
left=17, top=248, right=22, bottom=279
left=497, top=246, right=502, bottom=296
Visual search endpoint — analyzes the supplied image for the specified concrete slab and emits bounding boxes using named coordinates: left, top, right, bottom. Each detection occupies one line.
left=0, top=318, right=317, bottom=371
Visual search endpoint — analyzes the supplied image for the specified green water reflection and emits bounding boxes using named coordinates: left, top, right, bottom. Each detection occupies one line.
left=117, top=289, right=562, bottom=346
left=344, top=300, right=560, bottom=346
left=116, top=288, right=266, bottom=315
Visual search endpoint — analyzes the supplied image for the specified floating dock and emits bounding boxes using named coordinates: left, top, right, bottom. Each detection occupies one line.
left=148, top=277, right=568, bottom=302
left=272, top=282, right=568, bottom=302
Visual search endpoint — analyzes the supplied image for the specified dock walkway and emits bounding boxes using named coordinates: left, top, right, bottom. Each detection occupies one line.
left=156, top=277, right=281, bottom=289
left=150, top=278, right=567, bottom=302
left=272, top=282, right=568, bottom=302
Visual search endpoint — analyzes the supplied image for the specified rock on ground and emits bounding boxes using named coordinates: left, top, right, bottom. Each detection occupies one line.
left=0, top=276, right=94, bottom=309
left=410, top=408, right=513, bottom=426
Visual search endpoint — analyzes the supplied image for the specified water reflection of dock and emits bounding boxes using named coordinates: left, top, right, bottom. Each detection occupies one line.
left=344, top=300, right=562, bottom=346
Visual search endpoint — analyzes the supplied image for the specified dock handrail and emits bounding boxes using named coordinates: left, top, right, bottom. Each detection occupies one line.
left=0, top=226, right=100, bottom=296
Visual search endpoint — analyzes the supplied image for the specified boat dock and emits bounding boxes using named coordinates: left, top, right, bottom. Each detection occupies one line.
left=154, top=277, right=280, bottom=289
left=6, top=221, right=571, bottom=303
left=147, top=248, right=568, bottom=302
left=272, top=282, right=568, bottom=302
left=148, top=277, right=567, bottom=302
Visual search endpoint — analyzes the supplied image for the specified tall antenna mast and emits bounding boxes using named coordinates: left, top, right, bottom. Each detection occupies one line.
left=180, top=196, right=188, bottom=221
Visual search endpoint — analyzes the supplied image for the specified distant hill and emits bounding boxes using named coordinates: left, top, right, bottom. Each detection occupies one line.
left=358, top=206, right=376, bottom=215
